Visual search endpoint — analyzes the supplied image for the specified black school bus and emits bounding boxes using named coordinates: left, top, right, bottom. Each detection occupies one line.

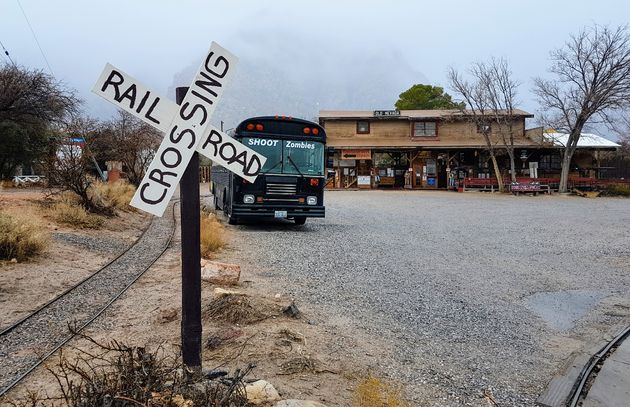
left=211, top=116, right=327, bottom=225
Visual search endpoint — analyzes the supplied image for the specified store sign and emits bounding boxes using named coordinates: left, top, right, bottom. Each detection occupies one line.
left=341, top=149, right=371, bottom=160
left=374, top=110, right=400, bottom=117
left=357, top=176, right=371, bottom=186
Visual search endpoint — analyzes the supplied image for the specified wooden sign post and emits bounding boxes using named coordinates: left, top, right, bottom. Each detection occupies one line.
left=92, top=43, right=266, bottom=374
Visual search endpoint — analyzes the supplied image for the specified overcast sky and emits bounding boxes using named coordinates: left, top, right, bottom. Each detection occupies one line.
left=2, top=0, right=629, bottom=136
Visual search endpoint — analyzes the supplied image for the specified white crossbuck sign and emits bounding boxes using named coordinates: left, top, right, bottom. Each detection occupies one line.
left=92, top=42, right=267, bottom=216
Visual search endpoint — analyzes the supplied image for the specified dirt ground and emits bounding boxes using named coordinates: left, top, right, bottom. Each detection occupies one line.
left=2, top=191, right=368, bottom=406
left=0, top=188, right=149, bottom=329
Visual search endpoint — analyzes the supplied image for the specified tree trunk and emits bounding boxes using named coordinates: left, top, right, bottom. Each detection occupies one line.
left=559, top=151, right=572, bottom=193
left=490, top=154, right=504, bottom=192
left=508, top=152, right=517, bottom=182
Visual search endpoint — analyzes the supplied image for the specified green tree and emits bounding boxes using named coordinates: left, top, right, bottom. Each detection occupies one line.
left=0, top=120, right=48, bottom=179
left=395, top=84, right=465, bottom=110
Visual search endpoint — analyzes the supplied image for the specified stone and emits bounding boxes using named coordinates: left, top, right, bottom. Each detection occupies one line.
left=245, top=380, right=281, bottom=404
left=201, top=260, right=241, bottom=285
left=213, top=287, right=244, bottom=296
left=158, top=308, right=178, bottom=323
left=276, top=401, right=328, bottom=407
left=10, top=258, right=17, bottom=263
left=283, top=301, right=301, bottom=318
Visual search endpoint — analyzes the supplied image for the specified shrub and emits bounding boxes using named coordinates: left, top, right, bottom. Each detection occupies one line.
left=200, top=211, right=225, bottom=257
left=48, top=200, right=104, bottom=229
left=354, top=374, right=412, bottom=407
left=6, top=332, right=251, bottom=406
left=88, top=180, right=136, bottom=212
left=603, top=183, right=630, bottom=196
left=0, top=211, right=49, bottom=260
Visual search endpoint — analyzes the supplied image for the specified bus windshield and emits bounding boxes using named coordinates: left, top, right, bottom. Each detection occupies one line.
left=242, top=138, right=325, bottom=176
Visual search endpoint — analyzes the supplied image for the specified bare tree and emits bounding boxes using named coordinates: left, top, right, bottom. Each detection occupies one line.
left=45, top=116, right=111, bottom=214
left=534, top=24, right=630, bottom=192
left=0, top=64, right=79, bottom=125
left=483, top=58, right=521, bottom=182
left=98, top=110, right=162, bottom=186
left=448, top=65, right=506, bottom=191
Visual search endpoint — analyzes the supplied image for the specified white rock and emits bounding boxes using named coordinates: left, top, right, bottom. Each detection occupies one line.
left=201, top=261, right=241, bottom=285
left=276, top=401, right=328, bottom=407
left=245, top=380, right=281, bottom=404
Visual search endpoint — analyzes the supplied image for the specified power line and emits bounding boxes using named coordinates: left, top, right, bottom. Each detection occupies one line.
left=16, top=0, right=54, bottom=76
left=0, top=40, right=16, bottom=66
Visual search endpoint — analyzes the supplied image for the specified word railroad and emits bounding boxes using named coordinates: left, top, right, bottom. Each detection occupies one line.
left=93, top=42, right=267, bottom=216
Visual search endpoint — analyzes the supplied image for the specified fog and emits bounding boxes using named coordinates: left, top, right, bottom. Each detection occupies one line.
left=2, top=0, right=629, bottom=135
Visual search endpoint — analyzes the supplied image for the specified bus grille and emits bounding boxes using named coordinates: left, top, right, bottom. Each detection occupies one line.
left=266, top=183, right=297, bottom=195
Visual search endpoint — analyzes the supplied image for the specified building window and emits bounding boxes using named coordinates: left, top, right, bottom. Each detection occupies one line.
left=539, top=154, right=562, bottom=170
left=477, top=123, right=492, bottom=133
left=357, top=121, right=370, bottom=134
left=413, top=121, right=436, bottom=137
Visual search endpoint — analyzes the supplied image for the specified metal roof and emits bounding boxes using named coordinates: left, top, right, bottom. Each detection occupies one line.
left=543, top=132, right=620, bottom=148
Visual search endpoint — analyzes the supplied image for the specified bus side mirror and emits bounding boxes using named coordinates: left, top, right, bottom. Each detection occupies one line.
left=326, top=147, right=335, bottom=168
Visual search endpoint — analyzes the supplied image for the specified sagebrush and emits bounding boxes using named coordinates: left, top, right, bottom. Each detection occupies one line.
left=0, top=211, right=49, bottom=260
left=47, top=199, right=104, bottom=229
left=88, top=181, right=136, bottom=212
left=201, top=211, right=225, bottom=257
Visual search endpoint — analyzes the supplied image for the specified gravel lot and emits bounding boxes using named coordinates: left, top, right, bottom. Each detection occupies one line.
left=218, top=191, right=630, bottom=406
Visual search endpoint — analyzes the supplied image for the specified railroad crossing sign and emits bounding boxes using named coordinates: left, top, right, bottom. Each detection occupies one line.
left=92, top=42, right=267, bottom=216
left=92, top=42, right=266, bottom=374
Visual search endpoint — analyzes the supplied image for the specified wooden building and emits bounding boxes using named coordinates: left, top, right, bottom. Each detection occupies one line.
left=319, top=109, right=534, bottom=189
left=319, top=110, right=620, bottom=189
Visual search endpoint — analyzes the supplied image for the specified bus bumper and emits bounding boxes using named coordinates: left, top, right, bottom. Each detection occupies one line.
left=231, top=205, right=325, bottom=218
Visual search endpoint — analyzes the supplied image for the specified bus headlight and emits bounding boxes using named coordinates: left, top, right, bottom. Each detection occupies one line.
left=307, top=196, right=317, bottom=205
left=243, top=194, right=255, bottom=204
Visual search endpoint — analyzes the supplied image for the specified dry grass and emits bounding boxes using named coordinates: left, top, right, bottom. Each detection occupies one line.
left=47, top=199, right=104, bottom=229
left=4, top=332, right=252, bottom=407
left=0, top=210, right=49, bottom=261
left=200, top=211, right=225, bottom=257
left=354, top=374, right=412, bottom=407
left=88, top=180, right=136, bottom=212
left=203, top=294, right=266, bottom=325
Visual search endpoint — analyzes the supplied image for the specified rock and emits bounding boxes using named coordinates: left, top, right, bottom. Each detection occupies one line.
left=276, top=401, right=328, bottom=407
left=283, top=301, right=301, bottom=318
left=201, top=261, right=241, bottom=285
left=10, top=258, right=17, bottom=263
left=213, top=287, right=244, bottom=296
left=245, top=380, right=281, bottom=404
left=274, top=293, right=282, bottom=299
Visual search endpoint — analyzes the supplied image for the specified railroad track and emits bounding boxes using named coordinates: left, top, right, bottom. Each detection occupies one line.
left=566, top=325, right=630, bottom=406
left=0, top=202, right=178, bottom=397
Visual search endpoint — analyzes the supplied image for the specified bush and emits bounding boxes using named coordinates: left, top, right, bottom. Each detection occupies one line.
left=48, top=200, right=104, bottom=229
left=88, top=180, right=136, bottom=212
left=200, top=211, right=225, bottom=257
left=6, top=332, right=252, bottom=406
left=354, top=374, right=412, bottom=407
left=0, top=211, right=49, bottom=260
left=603, top=183, right=630, bottom=196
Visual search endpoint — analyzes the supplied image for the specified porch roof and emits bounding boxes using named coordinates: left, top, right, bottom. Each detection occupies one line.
left=543, top=132, right=620, bottom=149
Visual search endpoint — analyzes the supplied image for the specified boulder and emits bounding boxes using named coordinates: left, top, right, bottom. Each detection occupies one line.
left=201, top=260, right=240, bottom=285
left=245, top=380, right=281, bottom=404
left=276, top=401, right=328, bottom=407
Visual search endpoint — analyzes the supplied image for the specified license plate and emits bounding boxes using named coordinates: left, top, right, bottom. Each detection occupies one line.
left=274, top=210, right=287, bottom=219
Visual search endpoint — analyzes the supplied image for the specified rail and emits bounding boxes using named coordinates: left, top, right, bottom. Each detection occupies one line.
left=0, top=202, right=178, bottom=397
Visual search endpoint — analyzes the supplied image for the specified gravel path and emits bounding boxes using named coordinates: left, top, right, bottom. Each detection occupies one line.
left=0, top=203, right=176, bottom=395
left=217, top=191, right=630, bottom=406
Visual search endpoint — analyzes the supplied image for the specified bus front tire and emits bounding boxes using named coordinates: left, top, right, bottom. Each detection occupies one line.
left=294, top=217, right=306, bottom=225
